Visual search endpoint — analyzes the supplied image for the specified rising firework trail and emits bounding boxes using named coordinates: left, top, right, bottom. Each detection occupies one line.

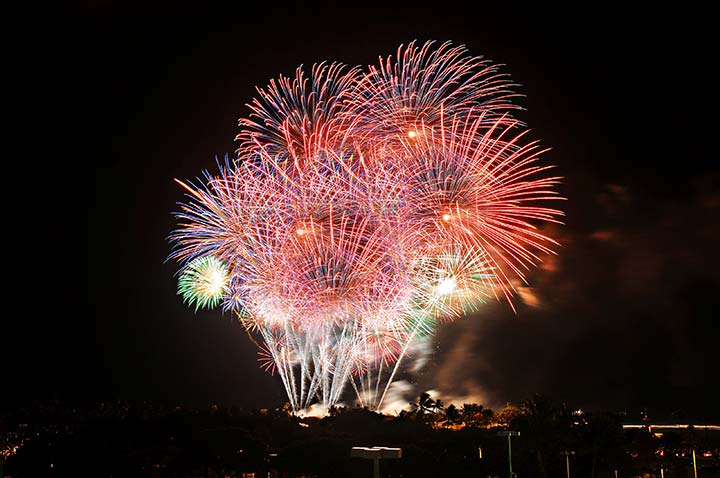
left=169, top=40, right=564, bottom=412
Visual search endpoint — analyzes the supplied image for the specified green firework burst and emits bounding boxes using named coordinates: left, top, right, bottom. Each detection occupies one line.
left=178, top=256, right=228, bottom=311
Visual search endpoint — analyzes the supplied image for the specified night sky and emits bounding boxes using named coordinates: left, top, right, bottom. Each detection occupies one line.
left=10, top=2, right=718, bottom=419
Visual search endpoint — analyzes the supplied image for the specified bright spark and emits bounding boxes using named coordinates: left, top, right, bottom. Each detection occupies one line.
left=436, top=277, right=458, bottom=296
left=205, top=269, right=226, bottom=296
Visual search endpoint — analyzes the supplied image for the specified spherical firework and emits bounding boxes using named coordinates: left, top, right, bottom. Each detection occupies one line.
left=177, top=255, right=229, bottom=311
left=170, top=40, right=564, bottom=412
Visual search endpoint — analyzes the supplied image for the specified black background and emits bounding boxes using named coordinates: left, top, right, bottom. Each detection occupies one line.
left=8, top=2, right=718, bottom=419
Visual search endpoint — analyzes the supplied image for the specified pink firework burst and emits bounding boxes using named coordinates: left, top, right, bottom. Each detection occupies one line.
left=170, top=40, right=564, bottom=412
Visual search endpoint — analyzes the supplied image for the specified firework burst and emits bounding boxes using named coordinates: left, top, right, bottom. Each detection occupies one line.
left=170, top=40, right=564, bottom=412
left=177, top=255, right=229, bottom=311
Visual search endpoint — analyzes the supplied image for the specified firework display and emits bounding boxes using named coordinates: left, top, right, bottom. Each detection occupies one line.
left=170, top=41, right=563, bottom=411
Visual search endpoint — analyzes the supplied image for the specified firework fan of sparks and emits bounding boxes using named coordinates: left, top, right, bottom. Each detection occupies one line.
left=177, top=255, right=229, bottom=311
left=169, top=40, right=564, bottom=412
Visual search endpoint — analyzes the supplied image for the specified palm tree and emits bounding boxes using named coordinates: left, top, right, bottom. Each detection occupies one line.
left=460, top=403, right=494, bottom=428
left=445, top=404, right=460, bottom=420
left=444, top=404, right=462, bottom=428
left=410, top=392, right=436, bottom=417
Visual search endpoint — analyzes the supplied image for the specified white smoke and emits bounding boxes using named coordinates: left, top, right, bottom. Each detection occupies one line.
left=378, top=380, right=414, bottom=414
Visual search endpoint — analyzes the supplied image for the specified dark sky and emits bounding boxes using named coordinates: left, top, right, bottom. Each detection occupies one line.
left=9, top=2, right=718, bottom=419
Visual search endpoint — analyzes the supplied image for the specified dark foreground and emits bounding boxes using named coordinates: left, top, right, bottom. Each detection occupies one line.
left=2, top=395, right=718, bottom=478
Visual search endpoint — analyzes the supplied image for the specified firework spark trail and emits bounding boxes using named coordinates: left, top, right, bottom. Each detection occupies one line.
left=348, top=41, right=521, bottom=142
left=170, top=40, right=564, bottom=412
left=395, top=113, right=563, bottom=308
left=237, top=62, right=362, bottom=160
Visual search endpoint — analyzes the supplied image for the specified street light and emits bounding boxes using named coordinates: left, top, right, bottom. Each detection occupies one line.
left=497, top=431, right=520, bottom=478
left=561, top=451, right=575, bottom=478
left=351, top=446, right=402, bottom=478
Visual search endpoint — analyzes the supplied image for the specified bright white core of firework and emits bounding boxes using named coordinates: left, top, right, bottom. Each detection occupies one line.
left=436, top=277, right=458, bottom=296
left=202, top=268, right=227, bottom=296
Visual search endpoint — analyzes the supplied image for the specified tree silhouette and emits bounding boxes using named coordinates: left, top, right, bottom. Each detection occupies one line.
left=460, top=403, right=494, bottom=428
left=445, top=404, right=460, bottom=424
left=575, top=412, right=626, bottom=478
left=410, top=392, right=436, bottom=417
left=511, top=394, right=571, bottom=478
